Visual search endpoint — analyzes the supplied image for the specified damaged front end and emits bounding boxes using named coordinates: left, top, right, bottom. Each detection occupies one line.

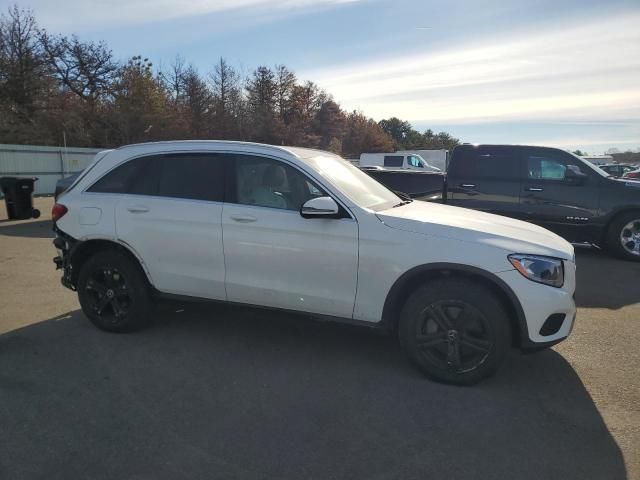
left=53, top=228, right=79, bottom=291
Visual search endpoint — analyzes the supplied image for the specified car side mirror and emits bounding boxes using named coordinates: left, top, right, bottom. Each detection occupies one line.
left=565, top=166, right=588, bottom=185
left=300, top=196, right=339, bottom=218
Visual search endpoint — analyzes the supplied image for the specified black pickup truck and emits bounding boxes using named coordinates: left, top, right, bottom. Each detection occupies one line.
left=364, top=144, right=640, bottom=261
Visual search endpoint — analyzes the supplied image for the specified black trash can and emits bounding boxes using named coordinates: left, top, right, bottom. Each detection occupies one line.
left=0, top=177, right=40, bottom=220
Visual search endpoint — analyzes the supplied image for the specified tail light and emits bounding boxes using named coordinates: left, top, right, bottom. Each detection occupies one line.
left=626, top=172, right=640, bottom=179
left=52, top=203, right=68, bottom=223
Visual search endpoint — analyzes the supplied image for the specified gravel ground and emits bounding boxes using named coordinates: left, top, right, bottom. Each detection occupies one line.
left=0, top=197, right=638, bottom=479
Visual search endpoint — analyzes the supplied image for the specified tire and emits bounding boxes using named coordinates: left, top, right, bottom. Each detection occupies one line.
left=606, top=211, right=640, bottom=261
left=398, top=279, right=511, bottom=385
left=77, top=250, right=152, bottom=332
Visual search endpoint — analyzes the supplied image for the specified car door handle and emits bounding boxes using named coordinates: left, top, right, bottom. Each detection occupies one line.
left=459, top=183, right=476, bottom=189
left=525, top=187, right=544, bottom=192
left=230, top=215, right=257, bottom=223
left=127, top=206, right=149, bottom=213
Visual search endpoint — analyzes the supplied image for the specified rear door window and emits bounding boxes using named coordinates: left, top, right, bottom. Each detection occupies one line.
left=449, top=147, right=521, bottom=179
left=157, top=154, right=224, bottom=202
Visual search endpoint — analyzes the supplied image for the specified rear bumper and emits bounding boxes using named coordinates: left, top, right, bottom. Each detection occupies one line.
left=52, top=228, right=78, bottom=291
left=496, top=265, right=576, bottom=348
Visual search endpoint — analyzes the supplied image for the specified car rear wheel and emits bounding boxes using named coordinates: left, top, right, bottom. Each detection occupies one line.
left=606, top=212, right=640, bottom=261
left=398, top=279, right=511, bottom=385
left=77, top=250, right=152, bottom=332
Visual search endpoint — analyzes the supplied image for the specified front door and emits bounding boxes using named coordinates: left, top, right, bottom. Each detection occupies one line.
left=222, top=154, right=358, bottom=318
left=519, top=147, right=600, bottom=241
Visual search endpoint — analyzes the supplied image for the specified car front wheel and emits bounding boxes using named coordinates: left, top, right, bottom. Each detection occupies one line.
left=77, top=250, right=152, bottom=332
left=607, top=212, right=640, bottom=261
left=399, top=279, right=511, bottom=385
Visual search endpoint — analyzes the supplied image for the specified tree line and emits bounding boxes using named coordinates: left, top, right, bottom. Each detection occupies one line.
left=0, top=5, right=460, bottom=157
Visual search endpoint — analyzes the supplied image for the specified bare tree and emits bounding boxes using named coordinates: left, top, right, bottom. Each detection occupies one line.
left=158, top=55, right=186, bottom=105
left=210, top=57, right=241, bottom=138
left=274, top=64, right=296, bottom=119
left=0, top=5, right=47, bottom=115
left=39, top=33, right=117, bottom=104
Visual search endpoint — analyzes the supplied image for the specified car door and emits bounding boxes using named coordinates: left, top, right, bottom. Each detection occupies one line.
left=447, top=146, right=522, bottom=218
left=222, top=153, right=358, bottom=318
left=520, top=147, right=600, bottom=241
left=111, top=153, right=227, bottom=299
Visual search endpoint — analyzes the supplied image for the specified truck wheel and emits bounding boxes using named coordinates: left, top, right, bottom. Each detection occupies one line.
left=77, top=250, right=152, bottom=332
left=398, top=279, right=511, bottom=385
left=606, top=212, right=640, bottom=261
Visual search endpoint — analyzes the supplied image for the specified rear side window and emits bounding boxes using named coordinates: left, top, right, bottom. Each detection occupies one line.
left=88, top=153, right=224, bottom=201
left=87, top=156, right=156, bottom=194
left=449, top=147, right=521, bottom=179
left=384, top=155, right=404, bottom=167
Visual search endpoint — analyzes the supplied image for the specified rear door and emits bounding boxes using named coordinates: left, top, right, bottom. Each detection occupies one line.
left=446, top=145, right=522, bottom=218
left=520, top=147, right=600, bottom=241
left=111, top=153, right=227, bottom=299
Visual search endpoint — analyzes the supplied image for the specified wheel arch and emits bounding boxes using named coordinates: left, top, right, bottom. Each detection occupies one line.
left=381, top=263, right=528, bottom=347
left=69, top=238, right=154, bottom=288
left=602, top=207, right=640, bottom=243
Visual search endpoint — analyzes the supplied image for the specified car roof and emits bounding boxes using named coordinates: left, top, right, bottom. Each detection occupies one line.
left=113, top=140, right=337, bottom=161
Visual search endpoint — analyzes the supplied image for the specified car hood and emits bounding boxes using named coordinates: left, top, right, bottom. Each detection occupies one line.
left=376, top=201, right=574, bottom=260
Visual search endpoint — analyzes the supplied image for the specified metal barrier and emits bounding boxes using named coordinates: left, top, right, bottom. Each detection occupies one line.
left=0, top=144, right=102, bottom=196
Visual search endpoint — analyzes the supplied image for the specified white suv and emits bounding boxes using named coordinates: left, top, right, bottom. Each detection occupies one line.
left=52, top=141, right=576, bottom=384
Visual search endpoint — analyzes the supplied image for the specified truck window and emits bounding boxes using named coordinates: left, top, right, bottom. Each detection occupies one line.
left=528, top=157, right=566, bottom=180
left=527, top=150, right=587, bottom=181
left=407, top=155, right=424, bottom=168
left=383, top=156, right=404, bottom=167
left=449, top=147, right=520, bottom=179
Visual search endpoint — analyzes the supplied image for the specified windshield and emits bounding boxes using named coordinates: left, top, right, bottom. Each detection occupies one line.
left=306, top=154, right=401, bottom=210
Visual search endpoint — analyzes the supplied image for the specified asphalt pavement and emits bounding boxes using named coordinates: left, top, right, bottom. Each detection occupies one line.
left=0, top=197, right=638, bottom=479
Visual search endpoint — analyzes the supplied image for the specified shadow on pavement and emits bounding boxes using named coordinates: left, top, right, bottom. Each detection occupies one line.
left=574, top=248, right=640, bottom=309
left=0, top=304, right=626, bottom=479
left=0, top=219, right=53, bottom=239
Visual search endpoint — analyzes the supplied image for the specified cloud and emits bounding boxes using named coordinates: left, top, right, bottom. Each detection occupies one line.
left=302, top=10, right=640, bottom=125
left=16, top=0, right=362, bottom=30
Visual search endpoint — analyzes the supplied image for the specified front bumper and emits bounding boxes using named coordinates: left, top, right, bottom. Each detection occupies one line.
left=496, top=262, right=577, bottom=347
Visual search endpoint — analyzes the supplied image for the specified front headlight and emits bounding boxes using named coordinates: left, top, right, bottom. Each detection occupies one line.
left=508, top=254, right=564, bottom=288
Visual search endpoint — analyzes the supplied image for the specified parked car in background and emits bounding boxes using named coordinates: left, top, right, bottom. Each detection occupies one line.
left=54, top=172, right=81, bottom=200
left=622, top=167, right=640, bottom=180
left=359, top=152, right=441, bottom=172
left=51, top=141, right=576, bottom=385
left=366, top=144, right=640, bottom=261
left=360, top=167, right=445, bottom=201
left=598, top=163, right=636, bottom=178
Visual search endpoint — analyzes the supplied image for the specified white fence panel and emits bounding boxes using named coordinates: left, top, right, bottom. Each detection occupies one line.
left=0, top=144, right=102, bottom=196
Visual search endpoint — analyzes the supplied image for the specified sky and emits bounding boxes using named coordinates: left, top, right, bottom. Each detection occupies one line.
left=4, top=0, right=639, bottom=154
